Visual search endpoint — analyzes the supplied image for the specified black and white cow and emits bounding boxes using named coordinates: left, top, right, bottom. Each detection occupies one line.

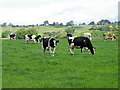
left=40, top=37, right=59, bottom=56
left=10, top=34, right=16, bottom=40
left=67, top=34, right=95, bottom=55
left=25, top=34, right=41, bottom=43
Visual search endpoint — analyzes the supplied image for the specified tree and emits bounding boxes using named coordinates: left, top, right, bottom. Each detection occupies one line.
left=88, top=21, right=95, bottom=25
left=53, top=22, right=59, bottom=26
left=8, top=23, right=13, bottom=27
left=66, top=21, right=74, bottom=26
left=44, top=20, right=49, bottom=26
left=82, top=22, right=86, bottom=25
left=97, top=19, right=111, bottom=25
left=60, top=23, right=63, bottom=26
left=1, top=22, right=7, bottom=27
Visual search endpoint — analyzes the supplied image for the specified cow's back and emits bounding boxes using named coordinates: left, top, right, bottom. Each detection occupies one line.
left=74, top=37, right=94, bottom=54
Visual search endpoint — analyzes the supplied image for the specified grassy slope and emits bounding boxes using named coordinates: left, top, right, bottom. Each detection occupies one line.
left=2, top=38, right=118, bottom=88
left=1, top=25, right=90, bottom=34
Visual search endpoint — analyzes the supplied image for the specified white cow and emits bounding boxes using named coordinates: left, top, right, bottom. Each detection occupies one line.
left=83, top=33, right=92, bottom=40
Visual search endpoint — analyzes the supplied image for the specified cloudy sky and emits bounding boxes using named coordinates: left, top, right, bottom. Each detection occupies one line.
left=0, top=0, right=119, bottom=25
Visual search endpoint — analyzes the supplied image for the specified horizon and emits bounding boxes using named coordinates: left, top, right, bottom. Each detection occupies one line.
left=0, top=19, right=118, bottom=26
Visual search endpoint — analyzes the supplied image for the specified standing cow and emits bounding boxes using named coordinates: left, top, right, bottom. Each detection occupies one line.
left=25, top=34, right=41, bottom=43
left=83, top=33, right=92, bottom=40
left=40, top=37, right=59, bottom=56
left=10, top=34, right=16, bottom=40
left=103, top=33, right=116, bottom=40
left=67, top=34, right=95, bottom=55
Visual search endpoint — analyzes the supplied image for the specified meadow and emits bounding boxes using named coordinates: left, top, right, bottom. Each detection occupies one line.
left=2, top=38, right=118, bottom=88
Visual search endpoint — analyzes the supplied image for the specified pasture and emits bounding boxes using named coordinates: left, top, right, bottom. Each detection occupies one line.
left=2, top=38, right=118, bottom=88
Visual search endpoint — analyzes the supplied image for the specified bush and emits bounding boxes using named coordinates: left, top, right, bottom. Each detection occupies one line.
left=74, top=31, right=84, bottom=37
left=91, top=30, right=105, bottom=37
left=57, top=31, right=67, bottom=38
left=2, top=31, right=11, bottom=38
left=26, top=27, right=38, bottom=35
left=15, top=28, right=38, bottom=39
left=15, top=28, right=26, bottom=39
left=65, top=26, right=75, bottom=34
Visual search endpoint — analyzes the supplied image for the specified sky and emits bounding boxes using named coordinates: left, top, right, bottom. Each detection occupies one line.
left=0, top=0, right=119, bottom=25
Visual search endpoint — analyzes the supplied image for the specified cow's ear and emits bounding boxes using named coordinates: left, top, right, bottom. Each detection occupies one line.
left=56, top=40, right=59, bottom=43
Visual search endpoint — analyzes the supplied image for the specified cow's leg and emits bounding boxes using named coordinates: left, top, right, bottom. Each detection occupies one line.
left=70, top=47, right=74, bottom=55
left=34, top=39, right=37, bottom=43
left=112, top=37, right=115, bottom=41
left=49, top=47, right=52, bottom=56
left=81, top=48, right=83, bottom=54
left=69, top=43, right=74, bottom=55
left=41, top=43, right=46, bottom=55
left=14, top=36, right=16, bottom=40
left=43, top=49, right=45, bottom=55
left=69, top=45, right=74, bottom=55
left=49, top=47, right=55, bottom=56
left=25, top=40, right=28, bottom=44
left=52, top=48, right=56, bottom=56
left=35, top=38, right=39, bottom=43
left=88, top=49, right=90, bottom=55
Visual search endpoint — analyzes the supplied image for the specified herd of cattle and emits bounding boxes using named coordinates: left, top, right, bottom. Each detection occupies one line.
left=9, top=33, right=117, bottom=56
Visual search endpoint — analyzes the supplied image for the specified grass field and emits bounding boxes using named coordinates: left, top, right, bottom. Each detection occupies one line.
left=2, top=38, right=118, bottom=88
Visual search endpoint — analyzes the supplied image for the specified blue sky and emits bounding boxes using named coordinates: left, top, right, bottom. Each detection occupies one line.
left=0, top=0, right=119, bottom=25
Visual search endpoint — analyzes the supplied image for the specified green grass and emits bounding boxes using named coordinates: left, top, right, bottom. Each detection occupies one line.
left=2, top=38, right=118, bottom=88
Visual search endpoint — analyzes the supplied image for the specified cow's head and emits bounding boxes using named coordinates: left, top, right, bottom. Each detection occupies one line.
left=66, top=34, right=72, bottom=38
left=50, top=38, right=59, bottom=47
left=37, top=35, right=41, bottom=38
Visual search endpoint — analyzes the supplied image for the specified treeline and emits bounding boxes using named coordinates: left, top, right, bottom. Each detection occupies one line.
left=0, top=19, right=118, bottom=27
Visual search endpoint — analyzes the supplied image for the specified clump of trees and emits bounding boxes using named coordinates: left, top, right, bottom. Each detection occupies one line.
left=88, top=21, right=95, bottom=25
left=15, top=28, right=38, bottom=39
left=97, top=19, right=111, bottom=25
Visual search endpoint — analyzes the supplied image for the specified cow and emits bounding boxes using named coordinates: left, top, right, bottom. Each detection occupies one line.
left=83, top=33, right=92, bottom=40
left=10, top=34, right=16, bottom=40
left=40, top=37, right=59, bottom=56
left=103, top=33, right=116, bottom=40
left=25, top=34, right=41, bottom=43
left=67, top=34, right=95, bottom=55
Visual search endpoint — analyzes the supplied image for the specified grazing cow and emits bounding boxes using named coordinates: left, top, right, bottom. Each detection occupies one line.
left=103, top=33, right=116, bottom=40
left=83, top=33, right=92, bottom=40
left=67, top=34, right=95, bottom=55
left=25, top=34, right=41, bottom=43
left=40, top=37, right=59, bottom=56
left=10, top=34, right=16, bottom=40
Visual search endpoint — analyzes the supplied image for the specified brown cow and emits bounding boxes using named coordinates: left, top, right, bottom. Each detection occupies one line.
left=103, top=33, right=116, bottom=40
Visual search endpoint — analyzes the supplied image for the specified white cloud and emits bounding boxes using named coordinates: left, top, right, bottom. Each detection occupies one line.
left=0, top=0, right=119, bottom=25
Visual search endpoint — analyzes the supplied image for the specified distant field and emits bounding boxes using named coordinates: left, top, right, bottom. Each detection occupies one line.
left=1, top=25, right=91, bottom=34
left=2, top=38, right=118, bottom=88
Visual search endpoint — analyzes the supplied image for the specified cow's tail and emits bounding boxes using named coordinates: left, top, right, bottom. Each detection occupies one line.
left=86, top=38, right=94, bottom=55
